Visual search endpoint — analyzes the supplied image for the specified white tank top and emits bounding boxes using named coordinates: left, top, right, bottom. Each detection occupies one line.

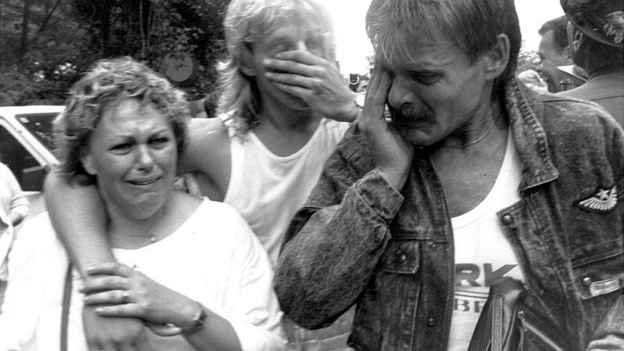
left=447, top=132, right=524, bottom=351
left=223, top=118, right=348, bottom=267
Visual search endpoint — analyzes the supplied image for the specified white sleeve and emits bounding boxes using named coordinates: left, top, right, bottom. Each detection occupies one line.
left=221, top=208, right=286, bottom=351
left=0, top=164, right=29, bottom=220
left=0, top=215, right=55, bottom=350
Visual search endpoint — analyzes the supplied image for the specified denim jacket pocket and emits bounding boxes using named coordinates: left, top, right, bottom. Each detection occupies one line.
left=573, top=249, right=624, bottom=300
left=373, top=239, right=422, bottom=349
left=381, top=239, right=421, bottom=274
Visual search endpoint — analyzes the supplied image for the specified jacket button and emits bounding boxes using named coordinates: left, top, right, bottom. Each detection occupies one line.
left=398, top=254, right=407, bottom=262
left=426, top=317, right=436, bottom=327
left=583, top=277, right=593, bottom=286
left=501, top=214, right=514, bottom=225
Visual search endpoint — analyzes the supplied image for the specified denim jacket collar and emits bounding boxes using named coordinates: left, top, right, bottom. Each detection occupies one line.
left=505, top=78, right=560, bottom=192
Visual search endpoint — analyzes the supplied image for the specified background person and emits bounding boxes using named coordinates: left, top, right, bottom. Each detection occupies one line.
left=537, top=15, right=577, bottom=92
left=559, top=0, right=624, bottom=127
left=516, top=69, right=548, bottom=92
left=0, top=162, right=29, bottom=309
left=0, top=57, right=284, bottom=351
left=43, top=0, right=358, bottom=349
left=274, top=0, right=624, bottom=350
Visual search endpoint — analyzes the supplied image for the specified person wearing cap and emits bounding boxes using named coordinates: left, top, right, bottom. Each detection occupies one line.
left=274, top=0, right=624, bottom=350
left=559, top=0, right=624, bottom=126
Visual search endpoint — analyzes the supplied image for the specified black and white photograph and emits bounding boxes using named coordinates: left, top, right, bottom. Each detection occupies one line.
left=0, top=0, right=622, bottom=350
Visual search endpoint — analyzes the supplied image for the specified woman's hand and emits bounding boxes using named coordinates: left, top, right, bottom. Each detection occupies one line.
left=81, top=262, right=198, bottom=332
left=357, top=66, right=413, bottom=191
left=263, top=50, right=359, bottom=122
left=82, top=306, right=153, bottom=350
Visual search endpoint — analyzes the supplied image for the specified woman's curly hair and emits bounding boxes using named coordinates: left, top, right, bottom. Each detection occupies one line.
left=54, top=57, right=189, bottom=185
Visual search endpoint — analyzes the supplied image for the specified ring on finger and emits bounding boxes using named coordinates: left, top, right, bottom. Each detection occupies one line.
left=121, top=291, right=131, bottom=303
left=115, top=277, right=127, bottom=290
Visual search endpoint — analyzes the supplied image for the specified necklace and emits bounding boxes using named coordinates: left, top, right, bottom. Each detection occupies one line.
left=108, top=217, right=163, bottom=247
left=109, top=232, right=160, bottom=245
left=447, top=111, right=502, bottom=148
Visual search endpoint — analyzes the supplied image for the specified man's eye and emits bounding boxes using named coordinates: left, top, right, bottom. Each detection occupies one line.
left=411, top=72, right=441, bottom=85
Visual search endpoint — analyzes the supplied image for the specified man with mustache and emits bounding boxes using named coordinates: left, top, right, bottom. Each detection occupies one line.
left=274, top=0, right=624, bottom=350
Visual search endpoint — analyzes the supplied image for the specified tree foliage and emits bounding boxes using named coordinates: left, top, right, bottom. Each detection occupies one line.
left=517, top=49, right=541, bottom=74
left=1, top=0, right=229, bottom=110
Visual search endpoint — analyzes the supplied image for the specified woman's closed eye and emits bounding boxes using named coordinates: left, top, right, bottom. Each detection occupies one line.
left=110, top=142, right=134, bottom=154
left=268, top=42, right=291, bottom=57
left=149, top=136, right=170, bottom=148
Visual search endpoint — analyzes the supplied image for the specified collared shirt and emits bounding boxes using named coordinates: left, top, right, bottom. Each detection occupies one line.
left=274, top=78, right=624, bottom=351
left=559, top=71, right=624, bottom=127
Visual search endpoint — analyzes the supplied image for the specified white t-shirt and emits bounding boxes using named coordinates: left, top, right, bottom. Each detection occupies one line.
left=0, top=163, right=29, bottom=280
left=0, top=199, right=286, bottom=351
left=223, top=118, right=348, bottom=266
left=447, top=133, right=524, bottom=351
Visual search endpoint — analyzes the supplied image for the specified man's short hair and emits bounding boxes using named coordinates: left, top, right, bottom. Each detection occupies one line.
left=216, top=0, right=336, bottom=131
left=538, top=16, right=569, bottom=51
left=366, top=0, right=521, bottom=93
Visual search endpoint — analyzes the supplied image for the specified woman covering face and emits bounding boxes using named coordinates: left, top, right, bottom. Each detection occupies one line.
left=0, top=57, right=285, bottom=351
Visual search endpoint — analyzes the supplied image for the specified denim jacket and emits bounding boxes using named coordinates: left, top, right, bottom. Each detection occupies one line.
left=274, top=78, right=624, bottom=351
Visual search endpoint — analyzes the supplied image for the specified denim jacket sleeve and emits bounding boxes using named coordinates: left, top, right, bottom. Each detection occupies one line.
left=274, top=132, right=405, bottom=329
left=582, top=121, right=624, bottom=350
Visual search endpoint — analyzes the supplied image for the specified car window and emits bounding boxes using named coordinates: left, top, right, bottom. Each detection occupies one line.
left=0, top=124, right=47, bottom=192
left=16, top=113, right=57, bottom=151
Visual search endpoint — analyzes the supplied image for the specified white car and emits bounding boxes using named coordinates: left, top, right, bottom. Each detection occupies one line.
left=0, top=105, right=63, bottom=216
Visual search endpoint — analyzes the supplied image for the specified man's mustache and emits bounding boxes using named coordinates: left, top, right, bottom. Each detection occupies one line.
left=389, top=103, right=433, bottom=122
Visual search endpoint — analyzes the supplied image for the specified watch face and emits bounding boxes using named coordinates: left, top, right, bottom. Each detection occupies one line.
left=355, top=92, right=366, bottom=109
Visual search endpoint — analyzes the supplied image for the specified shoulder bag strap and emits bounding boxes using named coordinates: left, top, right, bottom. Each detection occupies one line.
left=60, top=263, right=73, bottom=351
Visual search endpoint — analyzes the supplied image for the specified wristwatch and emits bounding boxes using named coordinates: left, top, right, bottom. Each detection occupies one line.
left=182, top=302, right=207, bottom=335
left=354, top=92, right=366, bottom=110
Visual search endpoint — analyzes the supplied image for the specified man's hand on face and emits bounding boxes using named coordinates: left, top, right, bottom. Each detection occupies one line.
left=83, top=305, right=152, bottom=351
left=263, top=50, right=359, bottom=122
left=357, top=66, right=413, bottom=192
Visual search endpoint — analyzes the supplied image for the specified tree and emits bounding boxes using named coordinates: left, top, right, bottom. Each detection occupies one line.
left=70, top=0, right=228, bottom=102
left=1, top=0, right=229, bottom=109
left=1, top=0, right=88, bottom=105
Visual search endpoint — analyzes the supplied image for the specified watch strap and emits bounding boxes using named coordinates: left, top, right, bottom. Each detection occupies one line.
left=181, top=302, right=207, bottom=335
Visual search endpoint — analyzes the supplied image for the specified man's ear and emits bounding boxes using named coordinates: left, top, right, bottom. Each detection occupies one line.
left=81, top=152, right=97, bottom=176
left=571, top=30, right=584, bottom=51
left=483, top=34, right=510, bottom=81
left=239, top=44, right=257, bottom=77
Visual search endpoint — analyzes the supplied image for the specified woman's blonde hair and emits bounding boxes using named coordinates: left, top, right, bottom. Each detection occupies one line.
left=217, top=0, right=336, bottom=132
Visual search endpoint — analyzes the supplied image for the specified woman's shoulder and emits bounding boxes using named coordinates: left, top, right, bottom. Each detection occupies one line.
left=186, top=197, right=249, bottom=230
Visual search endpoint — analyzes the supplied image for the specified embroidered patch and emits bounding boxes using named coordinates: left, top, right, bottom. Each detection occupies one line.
left=575, top=186, right=618, bottom=213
